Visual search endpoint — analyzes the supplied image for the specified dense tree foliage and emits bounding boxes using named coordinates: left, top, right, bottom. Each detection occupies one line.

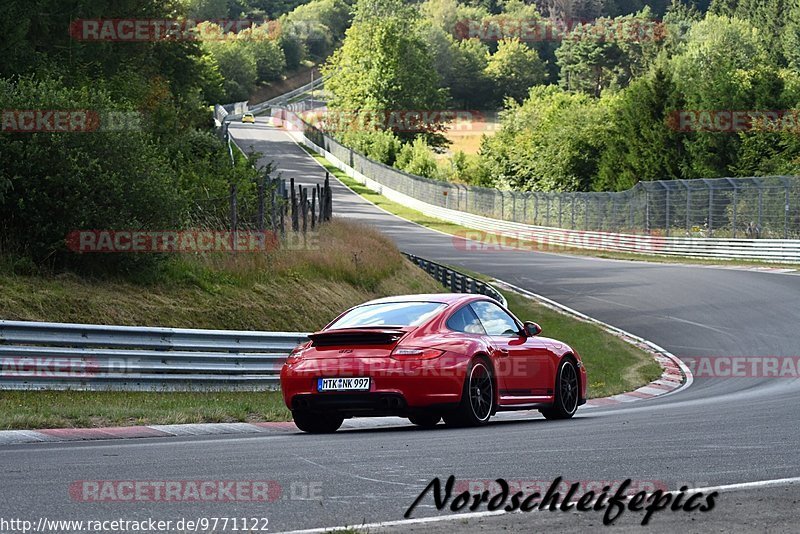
left=322, top=0, right=800, bottom=192
left=322, top=0, right=447, bottom=139
left=0, top=0, right=261, bottom=271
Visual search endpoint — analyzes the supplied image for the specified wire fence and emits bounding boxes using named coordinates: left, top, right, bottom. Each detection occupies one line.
left=290, top=103, right=800, bottom=240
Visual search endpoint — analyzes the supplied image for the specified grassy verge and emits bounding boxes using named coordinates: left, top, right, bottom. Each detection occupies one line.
left=307, top=150, right=799, bottom=270
left=0, top=391, right=291, bottom=430
left=0, top=220, right=442, bottom=329
left=0, top=219, right=442, bottom=430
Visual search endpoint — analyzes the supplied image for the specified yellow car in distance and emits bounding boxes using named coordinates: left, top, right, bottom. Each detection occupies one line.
left=242, top=112, right=255, bottom=124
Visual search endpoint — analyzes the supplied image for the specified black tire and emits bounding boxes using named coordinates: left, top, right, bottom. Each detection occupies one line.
left=444, top=359, right=494, bottom=427
left=408, top=414, right=441, bottom=428
left=292, top=411, right=344, bottom=433
left=541, top=358, right=580, bottom=420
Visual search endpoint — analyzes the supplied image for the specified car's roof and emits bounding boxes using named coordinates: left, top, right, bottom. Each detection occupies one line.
left=360, top=293, right=486, bottom=306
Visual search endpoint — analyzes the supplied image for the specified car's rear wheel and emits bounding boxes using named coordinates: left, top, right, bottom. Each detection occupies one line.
left=540, top=358, right=579, bottom=420
left=444, top=359, right=494, bottom=427
left=408, top=414, right=441, bottom=428
left=292, top=411, right=344, bottom=433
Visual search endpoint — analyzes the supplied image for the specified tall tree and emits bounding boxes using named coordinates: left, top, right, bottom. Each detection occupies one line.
left=322, top=0, right=446, bottom=136
left=485, top=38, right=547, bottom=104
left=556, top=9, right=662, bottom=97
left=597, top=59, right=687, bottom=190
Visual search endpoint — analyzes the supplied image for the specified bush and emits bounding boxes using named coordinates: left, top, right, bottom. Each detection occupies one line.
left=396, top=138, right=440, bottom=179
left=0, top=76, right=257, bottom=272
left=340, top=130, right=403, bottom=165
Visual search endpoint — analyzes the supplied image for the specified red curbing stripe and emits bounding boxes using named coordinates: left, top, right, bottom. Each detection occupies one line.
left=624, top=391, right=657, bottom=399
left=645, top=382, right=674, bottom=391
left=586, top=398, right=621, bottom=406
left=36, top=426, right=170, bottom=440
left=252, top=421, right=297, bottom=430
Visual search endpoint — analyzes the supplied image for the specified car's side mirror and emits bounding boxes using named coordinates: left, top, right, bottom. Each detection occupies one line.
left=523, top=321, right=542, bottom=337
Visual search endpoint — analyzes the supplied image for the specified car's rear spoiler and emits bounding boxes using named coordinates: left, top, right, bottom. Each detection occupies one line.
left=308, top=327, right=411, bottom=347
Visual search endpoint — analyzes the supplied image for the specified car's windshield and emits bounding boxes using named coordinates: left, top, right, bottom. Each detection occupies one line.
left=327, top=302, right=446, bottom=329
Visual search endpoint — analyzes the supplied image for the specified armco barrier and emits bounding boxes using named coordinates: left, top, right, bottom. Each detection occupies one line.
left=0, top=256, right=503, bottom=391
left=280, top=108, right=800, bottom=263
left=0, top=321, right=308, bottom=391
left=403, top=253, right=507, bottom=307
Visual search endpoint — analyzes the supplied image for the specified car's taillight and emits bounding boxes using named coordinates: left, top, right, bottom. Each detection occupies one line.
left=391, top=347, right=445, bottom=360
left=286, top=342, right=310, bottom=364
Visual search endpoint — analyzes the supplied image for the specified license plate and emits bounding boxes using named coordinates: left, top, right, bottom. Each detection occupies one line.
left=317, top=377, right=370, bottom=392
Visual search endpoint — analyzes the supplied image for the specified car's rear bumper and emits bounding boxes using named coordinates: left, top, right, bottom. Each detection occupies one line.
left=280, top=356, right=468, bottom=415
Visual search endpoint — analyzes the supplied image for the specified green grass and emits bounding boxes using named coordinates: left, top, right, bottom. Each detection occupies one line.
left=308, top=150, right=799, bottom=270
left=0, top=391, right=291, bottom=430
left=0, top=220, right=443, bottom=329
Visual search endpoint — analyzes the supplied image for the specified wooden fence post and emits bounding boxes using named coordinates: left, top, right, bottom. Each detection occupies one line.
left=281, top=182, right=288, bottom=237
left=301, top=187, right=308, bottom=235
left=290, top=178, right=299, bottom=232
left=324, top=173, right=332, bottom=221
left=257, top=181, right=265, bottom=233
left=311, top=188, right=317, bottom=230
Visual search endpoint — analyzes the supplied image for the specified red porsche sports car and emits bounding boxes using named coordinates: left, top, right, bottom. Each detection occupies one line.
left=280, top=293, right=587, bottom=433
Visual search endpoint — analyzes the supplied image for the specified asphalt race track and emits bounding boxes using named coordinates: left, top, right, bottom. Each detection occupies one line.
left=1, top=118, right=798, bottom=533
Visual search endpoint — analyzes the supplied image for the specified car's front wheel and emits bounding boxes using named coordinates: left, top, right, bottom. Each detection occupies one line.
left=540, top=358, right=579, bottom=420
left=292, top=411, right=344, bottom=433
left=444, top=359, right=494, bottom=427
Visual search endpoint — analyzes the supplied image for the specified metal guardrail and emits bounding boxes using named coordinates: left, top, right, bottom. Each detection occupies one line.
left=280, top=107, right=800, bottom=263
left=0, top=321, right=307, bottom=391
left=403, top=254, right=507, bottom=307
left=0, top=254, right=507, bottom=391
left=285, top=100, right=800, bottom=240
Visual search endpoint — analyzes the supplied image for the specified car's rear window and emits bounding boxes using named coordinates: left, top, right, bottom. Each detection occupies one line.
left=328, top=302, right=446, bottom=329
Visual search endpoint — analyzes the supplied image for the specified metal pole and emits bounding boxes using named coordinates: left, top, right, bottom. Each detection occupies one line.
left=599, top=196, right=605, bottom=231
left=708, top=186, right=713, bottom=236
left=665, top=188, right=670, bottom=237
left=629, top=193, right=634, bottom=231
left=612, top=196, right=618, bottom=232
left=786, top=186, right=790, bottom=239
left=758, top=187, right=763, bottom=229
left=571, top=196, right=576, bottom=229
left=512, top=193, right=516, bottom=222
left=584, top=196, right=589, bottom=231
left=546, top=195, right=551, bottom=226
left=686, top=187, right=691, bottom=234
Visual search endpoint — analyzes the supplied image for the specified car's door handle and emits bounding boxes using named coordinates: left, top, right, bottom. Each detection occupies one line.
left=497, top=348, right=509, bottom=357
